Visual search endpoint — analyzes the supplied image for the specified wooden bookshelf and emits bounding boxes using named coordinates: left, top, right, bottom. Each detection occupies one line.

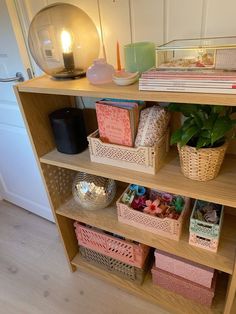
left=41, top=148, right=236, bottom=208
left=15, top=76, right=236, bottom=314
left=72, top=253, right=228, bottom=314
left=18, top=74, right=236, bottom=106
left=57, top=196, right=236, bottom=274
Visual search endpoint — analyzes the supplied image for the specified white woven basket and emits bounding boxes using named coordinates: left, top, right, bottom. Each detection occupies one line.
left=87, top=129, right=169, bottom=174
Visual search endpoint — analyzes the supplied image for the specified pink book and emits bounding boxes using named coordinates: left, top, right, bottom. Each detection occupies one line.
left=96, top=102, right=133, bottom=147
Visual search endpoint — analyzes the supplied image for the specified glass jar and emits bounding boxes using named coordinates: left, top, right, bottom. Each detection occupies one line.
left=124, top=42, right=156, bottom=73
left=86, top=59, right=115, bottom=84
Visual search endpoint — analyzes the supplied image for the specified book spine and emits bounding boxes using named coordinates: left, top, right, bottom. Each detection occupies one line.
left=139, top=85, right=236, bottom=94
left=139, top=81, right=235, bottom=88
left=140, top=77, right=236, bottom=83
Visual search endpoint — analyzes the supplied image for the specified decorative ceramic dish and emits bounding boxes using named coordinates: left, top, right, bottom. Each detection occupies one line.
left=113, top=71, right=139, bottom=86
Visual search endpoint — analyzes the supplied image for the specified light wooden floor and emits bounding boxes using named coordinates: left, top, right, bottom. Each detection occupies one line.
left=0, top=200, right=169, bottom=314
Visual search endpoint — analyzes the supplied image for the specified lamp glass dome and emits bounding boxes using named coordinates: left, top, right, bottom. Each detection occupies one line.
left=28, top=3, right=100, bottom=78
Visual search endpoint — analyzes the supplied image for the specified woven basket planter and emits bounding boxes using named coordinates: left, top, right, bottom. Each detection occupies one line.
left=177, top=142, right=228, bottom=181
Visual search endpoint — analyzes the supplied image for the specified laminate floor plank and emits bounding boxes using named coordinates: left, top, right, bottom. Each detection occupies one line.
left=0, top=200, right=168, bottom=314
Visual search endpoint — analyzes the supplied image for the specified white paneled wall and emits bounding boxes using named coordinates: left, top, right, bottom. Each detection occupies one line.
left=131, top=0, right=164, bottom=44
left=165, top=0, right=204, bottom=40
left=204, top=0, right=236, bottom=37
left=20, top=0, right=236, bottom=67
left=99, top=1, right=131, bottom=66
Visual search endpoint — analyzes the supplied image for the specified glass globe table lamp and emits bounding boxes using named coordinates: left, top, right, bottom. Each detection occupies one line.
left=28, top=3, right=100, bottom=79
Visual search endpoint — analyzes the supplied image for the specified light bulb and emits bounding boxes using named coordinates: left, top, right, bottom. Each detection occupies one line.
left=61, top=30, right=72, bottom=53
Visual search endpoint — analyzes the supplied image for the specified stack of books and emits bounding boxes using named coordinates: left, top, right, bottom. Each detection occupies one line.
left=139, top=68, right=236, bottom=94
left=95, top=99, right=144, bottom=147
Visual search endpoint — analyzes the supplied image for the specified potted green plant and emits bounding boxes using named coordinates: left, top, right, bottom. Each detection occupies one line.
left=168, top=104, right=236, bottom=181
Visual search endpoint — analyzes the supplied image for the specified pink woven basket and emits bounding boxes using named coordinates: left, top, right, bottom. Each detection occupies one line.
left=87, top=129, right=169, bottom=174
left=74, top=222, right=150, bottom=268
left=189, top=232, right=219, bottom=252
left=117, top=186, right=190, bottom=240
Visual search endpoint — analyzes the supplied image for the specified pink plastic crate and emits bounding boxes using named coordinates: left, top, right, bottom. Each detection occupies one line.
left=74, top=222, right=150, bottom=268
left=154, top=249, right=214, bottom=288
left=189, top=232, right=219, bottom=252
left=117, top=186, right=190, bottom=240
left=152, top=265, right=217, bottom=307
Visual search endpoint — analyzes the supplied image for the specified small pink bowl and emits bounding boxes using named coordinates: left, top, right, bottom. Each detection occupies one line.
left=113, top=71, right=139, bottom=80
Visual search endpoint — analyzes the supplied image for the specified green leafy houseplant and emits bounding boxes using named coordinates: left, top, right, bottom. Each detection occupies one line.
left=168, top=103, right=236, bottom=149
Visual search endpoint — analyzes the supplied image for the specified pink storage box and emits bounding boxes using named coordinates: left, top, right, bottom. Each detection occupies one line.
left=74, top=222, right=150, bottom=268
left=154, top=249, right=214, bottom=288
left=152, top=265, right=217, bottom=307
left=117, top=186, right=190, bottom=240
left=189, top=232, right=219, bottom=252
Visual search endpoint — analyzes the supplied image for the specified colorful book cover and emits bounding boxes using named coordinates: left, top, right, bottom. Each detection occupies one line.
left=96, top=102, right=133, bottom=146
left=97, top=100, right=141, bottom=133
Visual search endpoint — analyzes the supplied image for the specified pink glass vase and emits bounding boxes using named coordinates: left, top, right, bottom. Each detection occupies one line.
left=86, top=58, right=115, bottom=84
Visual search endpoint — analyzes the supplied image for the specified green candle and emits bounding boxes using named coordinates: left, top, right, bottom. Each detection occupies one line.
left=124, top=42, right=156, bottom=73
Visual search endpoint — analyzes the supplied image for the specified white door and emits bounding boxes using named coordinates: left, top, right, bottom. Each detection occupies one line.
left=0, top=0, right=53, bottom=221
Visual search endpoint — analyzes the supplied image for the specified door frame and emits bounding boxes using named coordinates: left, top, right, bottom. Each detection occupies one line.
left=5, top=0, right=35, bottom=79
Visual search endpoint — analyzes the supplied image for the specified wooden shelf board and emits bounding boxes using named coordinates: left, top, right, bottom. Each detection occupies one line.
left=72, top=253, right=227, bottom=314
left=40, top=148, right=236, bottom=208
left=56, top=196, right=236, bottom=274
left=232, top=295, right=236, bottom=314
left=18, top=75, right=236, bottom=106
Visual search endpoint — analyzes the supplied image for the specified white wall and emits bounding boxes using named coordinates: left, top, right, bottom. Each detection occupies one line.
left=19, top=0, right=236, bottom=68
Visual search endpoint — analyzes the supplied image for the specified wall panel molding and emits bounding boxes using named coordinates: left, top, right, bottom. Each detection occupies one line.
left=21, top=0, right=236, bottom=66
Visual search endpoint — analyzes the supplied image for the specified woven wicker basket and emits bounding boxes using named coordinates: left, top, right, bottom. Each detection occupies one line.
left=87, top=129, right=169, bottom=174
left=79, top=246, right=150, bottom=284
left=177, top=142, right=228, bottom=181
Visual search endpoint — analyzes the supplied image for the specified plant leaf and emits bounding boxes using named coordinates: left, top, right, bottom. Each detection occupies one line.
left=200, top=129, right=211, bottom=138
left=182, top=117, right=195, bottom=130
left=211, top=116, right=233, bottom=145
left=212, top=106, right=226, bottom=114
left=180, top=125, right=199, bottom=147
left=168, top=103, right=199, bottom=117
left=196, top=136, right=211, bottom=149
left=201, top=105, right=212, bottom=114
left=170, top=129, right=183, bottom=145
left=193, top=111, right=207, bottom=128
left=203, top=113, right=218, bottom=130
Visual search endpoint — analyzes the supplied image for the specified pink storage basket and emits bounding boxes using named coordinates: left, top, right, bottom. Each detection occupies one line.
left=74, top=222, right=150, bottom=268
left=117, top=186, right=190, bottom=240
left=154, top=249, right=214, bottom=288
left=151, top=265, right=217, bottom=307
left=189, top=232, right=219, bottom=252
left=87, top=128, right=169, bottom=175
